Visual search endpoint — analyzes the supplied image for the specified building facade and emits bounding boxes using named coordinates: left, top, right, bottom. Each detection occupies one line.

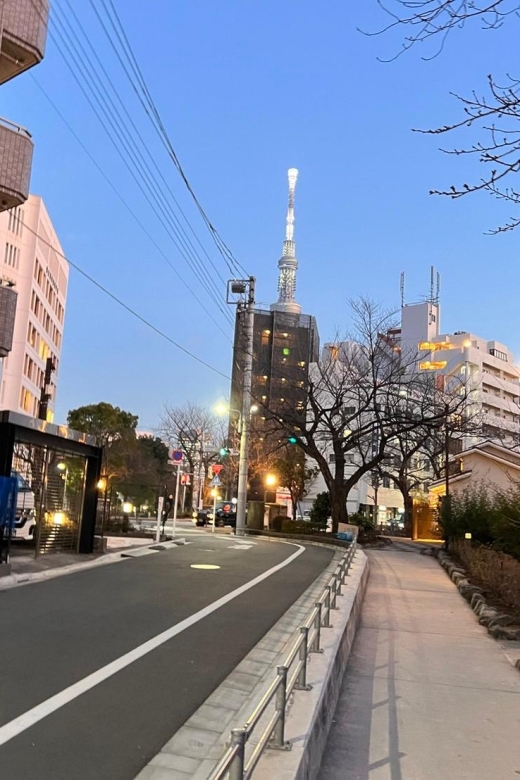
left=0, top=0, right=50, bottom=402
left=398, top=299, right=520, bottom=446
left=0, top=195, right=68, bottom=420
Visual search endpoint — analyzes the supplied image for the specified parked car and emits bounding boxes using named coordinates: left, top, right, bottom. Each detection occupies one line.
left=11, top=471, right=36, bottom=541
left=192, top=508, right=211, bottom=527
left=208, top=501, right=237, bottom=528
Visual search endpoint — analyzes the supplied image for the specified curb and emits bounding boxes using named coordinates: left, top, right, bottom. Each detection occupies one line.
left=437, top=550, right=520, bottom=648
left=0, top=537, right=186, bottom=591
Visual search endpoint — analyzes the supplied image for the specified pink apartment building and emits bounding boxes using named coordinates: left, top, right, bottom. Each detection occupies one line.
left=0, top=195, right=68, bottom=420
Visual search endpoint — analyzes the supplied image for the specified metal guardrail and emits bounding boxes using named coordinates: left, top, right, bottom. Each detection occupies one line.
left=208, top=541, right=358, bottom=780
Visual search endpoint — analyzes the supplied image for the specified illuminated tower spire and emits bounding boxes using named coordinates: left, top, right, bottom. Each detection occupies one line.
left=271, top=168, right=301, bottom=315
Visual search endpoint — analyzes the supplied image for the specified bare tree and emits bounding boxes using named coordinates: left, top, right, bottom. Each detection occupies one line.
left=379, top=380, right=482, bottom=533
left=160, top=403, right=223, bottom=507
left=367, top=0, right=520, bottom=232
left=367, top=1, right=519, bottom=59
left=264, top=298, right=471, bottom=533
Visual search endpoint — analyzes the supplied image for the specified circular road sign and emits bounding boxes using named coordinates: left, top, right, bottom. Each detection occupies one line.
left=171, top=449, right=183, bottom=462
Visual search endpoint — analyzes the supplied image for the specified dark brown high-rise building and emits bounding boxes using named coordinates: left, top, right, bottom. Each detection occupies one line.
left=229, top=170, right=319, bottom=498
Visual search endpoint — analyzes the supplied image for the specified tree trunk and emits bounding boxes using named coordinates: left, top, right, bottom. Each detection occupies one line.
left=330, top=486, right=348, bottom=534
left=330, top=458, right=348, bottom=534
left=404, top=491, right=414, bottom=538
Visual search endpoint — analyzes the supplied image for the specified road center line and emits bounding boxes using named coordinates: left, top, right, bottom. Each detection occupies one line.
left=0, top=542, right=305, bottom=748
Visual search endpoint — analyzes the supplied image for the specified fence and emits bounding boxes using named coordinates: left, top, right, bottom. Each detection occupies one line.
left=208, top=542, right=357, bottom=780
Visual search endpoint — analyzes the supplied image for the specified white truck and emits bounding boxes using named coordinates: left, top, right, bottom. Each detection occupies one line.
left=11, top=471, right=36, bottom=541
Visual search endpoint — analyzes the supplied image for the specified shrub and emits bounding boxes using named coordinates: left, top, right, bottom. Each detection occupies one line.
left=443, top=483, right=520, bottom=561
left=349, top=512, right=375, bottom=533
left=452, top=538, right=520, bottom=614
left=281, top=519, right=328, bottom=535
left=270, top=515, right=285, bottom=532
left=310, top=492, right=331, bottom=525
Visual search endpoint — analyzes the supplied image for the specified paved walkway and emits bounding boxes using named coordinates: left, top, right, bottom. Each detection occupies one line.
left=318, top=549, right=520, bottom=780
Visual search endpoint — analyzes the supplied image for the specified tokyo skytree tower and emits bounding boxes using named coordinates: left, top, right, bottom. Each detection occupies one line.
left=271, top=168, right=302, bottom=315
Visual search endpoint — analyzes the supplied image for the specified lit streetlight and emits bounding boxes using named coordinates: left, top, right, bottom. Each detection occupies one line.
left=122, top=501, right=133, bottom=534
left=264, top=473, right=278, bottom=505
left=214, top=402, right=259, bottom=435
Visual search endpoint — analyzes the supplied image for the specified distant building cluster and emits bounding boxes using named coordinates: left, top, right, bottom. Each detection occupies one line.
left=229, top=167, right=520, bottom=526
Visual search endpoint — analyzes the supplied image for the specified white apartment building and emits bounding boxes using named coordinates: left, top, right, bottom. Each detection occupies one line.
left=302, top=298, right=520, bottom=523
left=399, top=300, right=520, bottom=446
left=0, top=195, right=68, bottom=420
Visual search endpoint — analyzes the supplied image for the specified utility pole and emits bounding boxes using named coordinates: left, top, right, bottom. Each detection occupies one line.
left=38, top=356, right=55, bottom=421
left=227, top=276, right=256, bottom=536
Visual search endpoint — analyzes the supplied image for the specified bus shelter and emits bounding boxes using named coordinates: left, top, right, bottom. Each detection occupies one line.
left=0, top=411, right=102, bottom=557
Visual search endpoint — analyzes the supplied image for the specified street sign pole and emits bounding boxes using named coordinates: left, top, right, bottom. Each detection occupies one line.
left=212, top=487, right=217, bottom=534
left=156, top=496, right=164, bottom=543
left=172, top=464, right=181, bottom=538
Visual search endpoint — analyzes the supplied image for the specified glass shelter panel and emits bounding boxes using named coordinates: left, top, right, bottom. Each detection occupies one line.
left=12, top=442, right=87, bottom=554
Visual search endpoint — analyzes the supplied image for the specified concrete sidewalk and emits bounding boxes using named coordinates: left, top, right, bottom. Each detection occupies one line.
left=318, top=549, right=520, bottom=780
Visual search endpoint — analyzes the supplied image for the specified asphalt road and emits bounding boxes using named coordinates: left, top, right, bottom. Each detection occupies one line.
left=0, top=533, right=332, bottom=779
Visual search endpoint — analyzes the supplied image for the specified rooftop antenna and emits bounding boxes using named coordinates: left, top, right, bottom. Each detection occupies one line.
left=436, top=271, right=441, bottom=306
left=400, top=271, right=405, bottom=308
left=429, top=265, right=435, bottom=304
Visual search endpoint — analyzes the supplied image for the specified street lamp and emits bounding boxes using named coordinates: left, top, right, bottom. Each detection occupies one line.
left=214, top=402, right=259, bottom=435
left=264, top=473, right=278, bottom=505
left=97, top=476, right=110, bottom=538
left=57, top=461, right=68, bottom=508
left=122, top=501, right=133, bottom=534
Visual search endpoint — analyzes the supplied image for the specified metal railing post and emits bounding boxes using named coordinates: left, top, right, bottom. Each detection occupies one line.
left=312, top=602, right=323, bottom=653
left=337, top=562, right=344, bottom=595
left=295, top=626, right=311, bottom=690
left=271, top=666, right=290, bottom=750
left=229, top=728, right=246, bottom=780
left=331, top=576, right=338, bottom=610
left=323, top=585, right=331, bottom=627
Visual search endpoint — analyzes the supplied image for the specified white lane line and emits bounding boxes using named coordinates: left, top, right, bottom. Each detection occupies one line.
left=0, top=542, right=305, bottom=747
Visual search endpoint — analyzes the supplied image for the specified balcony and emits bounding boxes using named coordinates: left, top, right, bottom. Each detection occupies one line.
left=0, top=116, right=33, bottom=211
left=0, top=0, right=50, bottom=85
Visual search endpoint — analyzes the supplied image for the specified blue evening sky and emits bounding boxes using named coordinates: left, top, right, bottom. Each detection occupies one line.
left=2, top=1, right=518, bottom=429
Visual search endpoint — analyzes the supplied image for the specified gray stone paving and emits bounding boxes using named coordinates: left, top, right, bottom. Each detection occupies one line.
left=318, top=549, right=520, bottom=780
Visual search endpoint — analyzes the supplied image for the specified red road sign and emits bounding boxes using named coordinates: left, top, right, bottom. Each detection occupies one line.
left=170, top=449, right=183, bottom=462
left=212, top=464, right=223, bottom=476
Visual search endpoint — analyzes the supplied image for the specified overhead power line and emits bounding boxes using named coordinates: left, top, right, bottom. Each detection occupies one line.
left=21, top=219, right=232, bottom=380
left=90, top=0, right=249, bottom=279
left=31, top=74, right=233, bottom=343
left=50, top=1, right=234, bottom=327
left=26, top=0, right=235, bottom=332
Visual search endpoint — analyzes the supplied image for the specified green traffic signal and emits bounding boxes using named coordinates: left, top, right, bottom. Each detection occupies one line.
left=220, top=447, right=230, bottom=457
left=288, top=436, right=298, bottom=445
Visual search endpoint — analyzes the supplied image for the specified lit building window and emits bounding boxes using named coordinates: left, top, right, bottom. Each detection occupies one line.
left=420, top=361, right=447, bottom=371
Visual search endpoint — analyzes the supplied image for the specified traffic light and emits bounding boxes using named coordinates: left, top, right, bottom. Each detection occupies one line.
left=288, top=435, right=298, bottom=445
left=220, top=447, right=231, bottom=457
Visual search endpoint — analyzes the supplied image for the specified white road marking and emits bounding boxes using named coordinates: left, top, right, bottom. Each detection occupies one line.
left=0, top=542, right=305, bottom=747
left=227, top=544, right=255, bottom=550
